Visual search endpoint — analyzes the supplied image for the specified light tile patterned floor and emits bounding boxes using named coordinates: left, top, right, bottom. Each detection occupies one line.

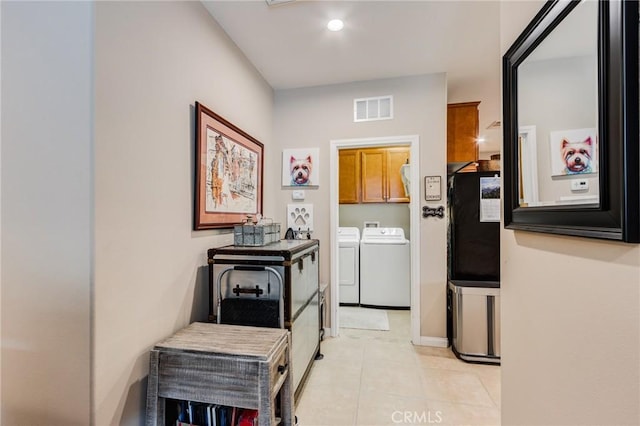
left=295, top=309, right=500, bottom=426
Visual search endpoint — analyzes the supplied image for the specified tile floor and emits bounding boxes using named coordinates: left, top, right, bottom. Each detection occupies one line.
left=295, top=309, right=500, bottom=426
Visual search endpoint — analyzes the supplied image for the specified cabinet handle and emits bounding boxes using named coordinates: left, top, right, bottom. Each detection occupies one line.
left=277, top=364, right=288, bottom=375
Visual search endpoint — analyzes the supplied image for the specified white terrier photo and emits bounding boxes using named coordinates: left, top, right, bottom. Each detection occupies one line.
left=290, top=155, right=313, bottom=185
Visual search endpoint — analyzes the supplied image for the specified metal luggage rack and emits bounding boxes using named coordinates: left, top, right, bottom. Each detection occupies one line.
left=216, top=265, right=284, bottom=329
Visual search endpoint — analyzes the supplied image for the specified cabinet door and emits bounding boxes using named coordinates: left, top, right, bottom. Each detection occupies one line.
left=447, top=101, right=480, bottom=163
left=361, top=149, right=386, bottom=203
left=338, top=149, right=360, bottom=204
left=386, top=147, right=410, bottom=203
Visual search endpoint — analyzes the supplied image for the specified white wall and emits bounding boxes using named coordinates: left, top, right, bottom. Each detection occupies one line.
left=273, top=74, right=448, bottom=339
left=519, top=55, right=599, bottom=203
left=501, top=2, right=640, bottom=424
left=1, top=2, right=93, bottom=423
left=339, top=204, right=410, bottom=238
left=448, top=1, right=501, bottom=156
left=94, top=2, right=273, bottom=424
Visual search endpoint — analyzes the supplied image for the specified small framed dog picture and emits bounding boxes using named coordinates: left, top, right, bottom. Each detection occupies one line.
left=282, top=148, right=320, bottom=187
left=549, top=128, right=597, bottom=176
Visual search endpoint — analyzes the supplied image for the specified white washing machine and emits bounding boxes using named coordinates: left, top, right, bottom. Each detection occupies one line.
left=338, top=227, right=360, bottom=305
left=360, top=227, right=410, bottom=308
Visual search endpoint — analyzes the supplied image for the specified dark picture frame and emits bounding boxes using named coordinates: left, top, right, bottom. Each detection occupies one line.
left=502, top=0, right=639, bottom=242
left=424, top=176, right=442, bottom=201
left=194, top=102, right=264, bottom=230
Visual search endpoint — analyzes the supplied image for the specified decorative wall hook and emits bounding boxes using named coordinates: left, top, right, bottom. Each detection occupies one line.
left=422, top=205, right=444, bottom=219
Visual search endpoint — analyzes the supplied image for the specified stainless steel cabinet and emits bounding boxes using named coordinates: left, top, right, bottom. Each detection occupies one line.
left=448, top=280, right=500, bottom=365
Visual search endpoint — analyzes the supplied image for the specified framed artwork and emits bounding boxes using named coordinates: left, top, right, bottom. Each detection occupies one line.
left=549, top=128, right=597, bottom=176
left=282, top=148, right=320, bottom=187
left=424, top=176, right=442, bottom=201
left=194, top=102, right=263, bottom=230
left=479, top=176, right=501, bottom=223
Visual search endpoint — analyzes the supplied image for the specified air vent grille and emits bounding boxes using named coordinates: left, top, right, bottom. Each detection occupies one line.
left=265, top=0, right=296, bottom=6
left=354, top=95, right=393, bottom=122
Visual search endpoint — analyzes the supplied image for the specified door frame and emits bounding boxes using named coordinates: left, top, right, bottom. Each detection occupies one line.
left=329, top=135, right=420, bottom=344
left=518, top=125, right=539, bottom=205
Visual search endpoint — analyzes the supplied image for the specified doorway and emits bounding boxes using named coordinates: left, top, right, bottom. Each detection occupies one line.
left=329, top=135, right=421, bottom=343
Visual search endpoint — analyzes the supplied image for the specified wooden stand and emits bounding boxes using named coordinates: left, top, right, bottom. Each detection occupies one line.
left=146, top=322, right=293, bottom=426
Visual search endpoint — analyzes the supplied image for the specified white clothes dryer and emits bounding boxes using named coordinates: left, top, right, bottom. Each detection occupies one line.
left=360, top=227, right=410, bottom=308
left=338, top=227, right=360, bottom=305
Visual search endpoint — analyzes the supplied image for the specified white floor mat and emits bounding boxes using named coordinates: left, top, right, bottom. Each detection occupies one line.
left=339, top=307, right=390, bottom=331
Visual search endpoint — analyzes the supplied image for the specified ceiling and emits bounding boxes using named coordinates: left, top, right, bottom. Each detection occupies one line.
left=202, top=0, right=502, bottom=92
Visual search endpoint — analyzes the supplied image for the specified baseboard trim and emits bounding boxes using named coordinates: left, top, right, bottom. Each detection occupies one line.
left=415, top=336, right=449, bottom=348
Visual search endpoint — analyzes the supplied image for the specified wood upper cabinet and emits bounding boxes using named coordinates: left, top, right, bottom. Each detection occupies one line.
left=447, top=101, right=480, bottom=163
left=386, top=147, right=411, bottom=203
left=338, top=149, right=360, bottom=204
left=361, top=149, right=386, bottom=203
left=339, top=146, right=410, bottom=204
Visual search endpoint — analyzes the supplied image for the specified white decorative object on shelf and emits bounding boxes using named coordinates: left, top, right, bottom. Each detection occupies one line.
left=400, top=163, right=410, bottom=197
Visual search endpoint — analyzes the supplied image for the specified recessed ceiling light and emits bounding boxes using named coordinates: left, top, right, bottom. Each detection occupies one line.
left=476, top=137, right=486, bottom=143
left=327, top=19, right=344, bottom=32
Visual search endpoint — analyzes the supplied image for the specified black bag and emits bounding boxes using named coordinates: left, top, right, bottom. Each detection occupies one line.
left=220, top=298, right=280, bottom=328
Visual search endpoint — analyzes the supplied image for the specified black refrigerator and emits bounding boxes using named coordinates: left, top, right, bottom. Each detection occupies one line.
left=446, top=168, right=501, bottom=364
left=448, top=170, right=500, bottom=281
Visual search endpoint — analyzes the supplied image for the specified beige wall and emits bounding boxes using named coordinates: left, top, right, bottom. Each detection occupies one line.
left=273, top=75, right=448, bottom=339
left=500, top=2, right=640, bottom=424
left=2, top=2, right=273, bottom=423
left=448, top=1, right=501, bottom=157
left=94, top=2, right=273, bottom=425
left=1, top=2, right=93, bottom=424
left=339, top=204, right=410, bottom=239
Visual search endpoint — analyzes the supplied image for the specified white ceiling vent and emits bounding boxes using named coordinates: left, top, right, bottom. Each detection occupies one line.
left=354, top=95, right=394, bottom=122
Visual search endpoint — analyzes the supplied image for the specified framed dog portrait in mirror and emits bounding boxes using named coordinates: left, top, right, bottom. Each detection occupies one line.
left=282, top=148, right=320, bottom=187
left=549, top=128, right=597, bottom=176
left=194, top=102, right=263, bottom=230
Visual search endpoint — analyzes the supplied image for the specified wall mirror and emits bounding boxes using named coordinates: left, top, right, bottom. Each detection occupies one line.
left=503, top=0, right=639, bottom=242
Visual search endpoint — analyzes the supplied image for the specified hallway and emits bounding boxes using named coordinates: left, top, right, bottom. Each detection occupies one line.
left=295, top=310, right=500, bottom=425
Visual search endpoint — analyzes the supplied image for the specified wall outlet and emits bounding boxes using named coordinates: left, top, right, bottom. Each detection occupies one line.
left=571, top=180, right=589, bottom=191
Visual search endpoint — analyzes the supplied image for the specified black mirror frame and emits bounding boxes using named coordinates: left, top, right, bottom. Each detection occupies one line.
left=503, top=0, right=639, bottom=242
